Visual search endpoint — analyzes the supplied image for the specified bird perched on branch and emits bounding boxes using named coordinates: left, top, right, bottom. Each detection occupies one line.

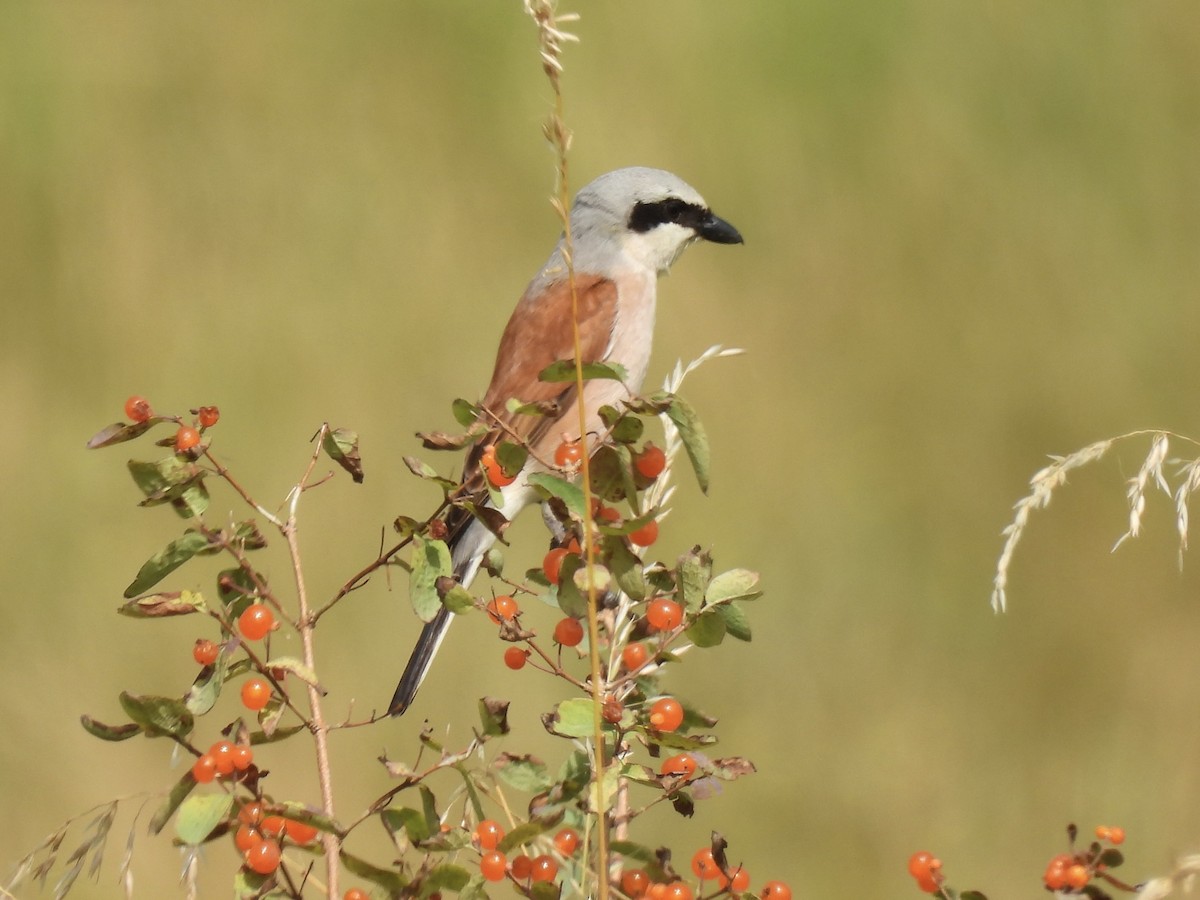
left=389, top=167, right=742, bottom=715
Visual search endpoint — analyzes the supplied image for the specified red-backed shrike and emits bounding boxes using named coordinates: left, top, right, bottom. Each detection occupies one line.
left=389, top=167, right=742, bottom=715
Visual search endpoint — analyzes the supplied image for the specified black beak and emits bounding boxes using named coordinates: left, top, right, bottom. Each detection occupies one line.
left=698, top=211, right=744, bottom=245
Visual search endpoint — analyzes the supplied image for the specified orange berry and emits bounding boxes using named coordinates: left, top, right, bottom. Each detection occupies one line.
left=554, top=617, right=584, bottom=647
left=238, top=802, right=264, bottom=825
left=192, top=638, right=219, bottom=666
left=197, top=406, right=220, bottom=428
left=124, top=396, right=153, bottom=423
left=238, top=603, right=275, bottom=641
left=622, top=642, right=650, bottom=671
left=648, top=884, right=668, bottom=900
left=592, top=500, right=622, bottom=524
left=260, top=816, right=287, bottom=837
left=914, top=873, right=942, bottom=894
left=191, top=754, right=218, bottom=783
left=659, top=753, right=697, bottom=779
left=511, top=854, right=533, bottom=880
left=602, top=695, right=624, bottom=724
left=486, top=595, right=518, bottom=624
left=234, top=823, right=263, bottom=853
left=481, top=445, right=516, bottom=488
left=554, top=440, right=583, bottom=468
left=649, top=697, right=684, bottom=732
left=1065, top=864, right=1089, bottom=890
left=543, top=547, right=570, bottom=584
left=691, top=848, right=721, bottom=880
left=664, top=883, right=692, bottom=900
left=243, top=838, right=281, bottom=875
left=231, top=744, right=254, bottom=771
left=480, top=850, right=507, bottom=881
left=241, top=677, right=272, bottom=711
left=1095, top=825, right=1111, bottom=841
left=1043, top=853, right=1072, bottom=890
left=620, top=869, right=650, bottom=898
left=285, top=819, right=319, bottom=845
left=1109, top=826, right=1126, bottom=845
left=344, top=890, right=369, bottom=900
left=728, top=867, right=751, bottom=892
left=646, top=598, right=683, bottom=631
left=174, top=425, right=201, bottom=452
left=635, top=443, right=667, bottom=479
left=475, top=819, right=504, bottom=851
left=530, top=854, right=558, bottom=882
left=503, top=647, right=528, bottom=670
left=209, top=740, right=236, bottom=775
left=553, top=827, right=579, bottom=855
left=908, top=851, right=940, bottom=880
left=629, top=519, right=659, bottom=547
left=761, top=882, right=793, bottom=900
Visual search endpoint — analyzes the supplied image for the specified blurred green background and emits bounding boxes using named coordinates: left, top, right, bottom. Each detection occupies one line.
left=4, top=1, right=1200, bottom=896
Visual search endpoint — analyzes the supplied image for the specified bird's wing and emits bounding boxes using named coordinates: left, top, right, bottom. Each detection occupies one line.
left=476, top=273, right=619, bottom=455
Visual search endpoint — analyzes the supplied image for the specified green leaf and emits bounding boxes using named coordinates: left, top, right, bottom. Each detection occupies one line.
left=124, top=531, right=211, bottom=598
left=554, top=554, right=588, bottom=619
left=705, top=568, right=762, bottom=604
left=538, top=359, right=628, bottom=383
left=660, top=393, right=710, bottom=494
left=149, top=771, right=197, bottom=835
left=458, top=874, right=489, bottom=900
left=495, top=441, right=528, bottom=476
left=410, top=535, right=452, bottom=622
left=119, top=692, right=194, bottom=739
left=419, top=785, right=440, bottom=838
left=605, top=536, right=646, bottom=601
left=588, top=444, right=636, bottom=504
left=340, top=850, right=408, bottom=894
left=686, top=609, right=727, bottom=647
left=403, top=455, right=458, bottom=490
left=494, top=754, right=552, bottom=793
left=544, top=698, right=596, bottom=738
left=423, top=863, right=472, bottom=895
left=382, top=807, right=432, bottom=843
left=87, top=420, right=156, bottom=449
left=185, top=650, right=227, bottom=715
left=175, top=793, right=234, bottom=845
left=609, top=840, right=658, bottom=864
left=530, top=883, right=561, bottom=900
left=232, top=520, right=267, bottom=550
left=266, top=656, right=324, bottom=692
left=322, top=427, right=364, bottom=483
left=441, top=582, right=475, bottom=614
left=127, top=456, right=208, bottom=517
left=80, top=715, right=140, bottom=742
left=677, top=548, right=712, bottom=613
left=717, top=602, right=752, bottom=642
left=497, top=818, right=556, bottom=854
left=527, top=472, right=586, bottom=519
left=478, top=697, right=510, bottom=737
left=118, top=589, right=206, bottom=618
left=451, top=398, right=480, bottom=428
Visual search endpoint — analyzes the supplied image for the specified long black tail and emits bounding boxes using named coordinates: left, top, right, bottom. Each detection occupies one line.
left=388, top=512, right=492, bottom=716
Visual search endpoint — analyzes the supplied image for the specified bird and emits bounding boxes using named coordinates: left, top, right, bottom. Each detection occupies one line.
left=388, top=166, right=742, bottom=716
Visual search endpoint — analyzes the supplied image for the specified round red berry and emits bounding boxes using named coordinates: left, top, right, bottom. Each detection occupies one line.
left=554, top=617, right=584, bottom=647
left=663, top=884, right=692, bottom=900
left=241, top=677, right=272, bottom=711
left=543, top=547, right=570, bottom=584
left=475, top=819, right=504, bottom=851
left=174, top=425, right=201, bottom=452
left=285, top=819, right=319, bottom=846
left=691, top=848, right=721, bottom=880
left=761, top=881, right=793, bottom=900
left=649, top=697, right=684, bottom=732
left=191, top=754, right=218, bottom=783
left=487, top=595, right=518, bottom=624
left=728, top=867, right=750, bottom=892
left=481, top=445, right=516, bottom=488
left=1109, top=826, right=1126, bottom=845
left=344, top=890, right=369, bottom=900
left=209, top=740, right=236, bottom=775
left=646, top=598, right=683, bottom=631
left=238, top=603, right=275, bottom=641
left=908, top=852, right=939, bottom=880
left=243, top=838, right=281, bottom=875
left=554, top=440, right=583, bottom=468
left=480, top=850, right=507, bottom=882
left=234, top=823, right=263, bottom=852
left=192, top=638, right=219, bottom=666
left=629, top=519, right=659, bottom=547
left=197, top=406, right=220, bottom=428
left=124, top=396, right=153, bottom=423
left=553, top=827, right=579, bottom=856
left=503, top=647, right=528, bottom=670
left=260, top=816, right=287, bottom=837
left=620, top=869, right=650, bottom=898
left=231, top=744, right=254, bottom=771
left=659, top=753, right=697, bottom=779
left=530, top=854, right=558, bottom=882
left=238, top=802, right=263, bottom=825
left=622, top=642, right=650, bottom=671
left=635, top=443, right=667, bottom=479
left=511, top=855, right=533, bottom=880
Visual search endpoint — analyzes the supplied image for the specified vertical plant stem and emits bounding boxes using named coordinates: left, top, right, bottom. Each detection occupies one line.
left=283, top=434, right=340, bottom=897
